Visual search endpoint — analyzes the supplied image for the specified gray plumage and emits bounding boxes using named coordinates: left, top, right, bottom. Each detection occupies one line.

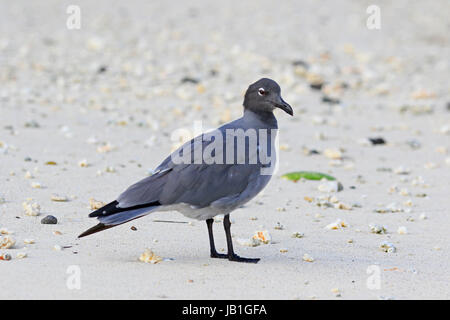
left=79, top=78, right=292, bottom=263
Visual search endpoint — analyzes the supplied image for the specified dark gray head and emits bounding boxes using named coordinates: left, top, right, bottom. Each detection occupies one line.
left=243, top=78, right=293, bottom=116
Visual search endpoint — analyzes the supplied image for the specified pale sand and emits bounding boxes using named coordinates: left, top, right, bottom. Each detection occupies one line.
left=0, top=0, right=449, bottom=299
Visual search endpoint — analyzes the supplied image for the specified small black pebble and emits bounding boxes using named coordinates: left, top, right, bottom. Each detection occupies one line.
left=291, top=60, right=309, bottom=68
left=97, top=65, right=108, bottom=73
left=180, top=77, right=199, bottom=84
left=308, top=149, right=320, bottom=155
left=322, top=96, right=341, bottom=104
left=310, top=83, right=323, bottom=90
left=24, top=157, right=32, bottom=162
left=41, top=215, right=57, bottom=224
left=349, top=186, right=356, bottom=189
left=369, top=137, right=386, bottom=145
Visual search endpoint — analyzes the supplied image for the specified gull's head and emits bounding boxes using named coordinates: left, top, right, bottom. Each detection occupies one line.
left=243, top=78, right=293, bottom=116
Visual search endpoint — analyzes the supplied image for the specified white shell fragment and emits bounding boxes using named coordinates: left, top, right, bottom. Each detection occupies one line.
left=292, top=232, right=305, bottom=238
left=252, top=230, right=271, bottom=244
left=304, top=195, right=353, bottom=210
left=236, top=237, right=260, bottom=247
left=274, top=222, right=285, bottom=230
left=24, top=171, right=34, bottom=179
left=379, top=241, right=396, bottom=253
left=89, top=198, right=106, bottom=210
left=23, top=201, right=41, bottom=216
left=51, top=194, right=69, bottom=202
left=0, top=235, right=16, bottom=249
left=326, top=219, right=348, bottom=230
left=0, top=228, right=12, bottom=235
left=139, top=249, right=163, bottom=264
left=394, top=166, right=411, bottom=175
left=78, top=159, right=89, bottom=167
left=30, top=182, right=42, bottom=189
left=419, top=213, right=428, bottom=220
left=318, top=180, right=344, bottom=193
left=323, top=148, right=343, bottom=159
left=397, top=226, right=408, bottom=234
left=302, top=253, right=315, bottom=262
left=369, top=224, right=387, bottom=234
left=331, top=288, right=341, bottom=297
left=16, top=252, right=27, bottom=259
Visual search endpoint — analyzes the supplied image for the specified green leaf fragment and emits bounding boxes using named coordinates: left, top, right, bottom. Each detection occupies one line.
left=281, top=171, right=336, bottom=182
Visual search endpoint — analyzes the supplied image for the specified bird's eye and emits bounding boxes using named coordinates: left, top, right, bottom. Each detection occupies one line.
left=258, top=88, right=266, bottom=96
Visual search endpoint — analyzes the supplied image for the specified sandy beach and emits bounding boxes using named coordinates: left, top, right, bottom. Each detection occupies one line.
left=0, top=0, right=449, bottom=299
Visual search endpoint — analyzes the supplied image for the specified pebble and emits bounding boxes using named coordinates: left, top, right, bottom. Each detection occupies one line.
left=0, top=253, right=12, bottom=261
left=41, top=215, right=58, bottom=224
left=368, top=137, right=386, bottom=145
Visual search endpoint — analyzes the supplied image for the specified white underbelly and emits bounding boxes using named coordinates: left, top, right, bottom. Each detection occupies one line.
left=158, top=203, right=230, bottom=220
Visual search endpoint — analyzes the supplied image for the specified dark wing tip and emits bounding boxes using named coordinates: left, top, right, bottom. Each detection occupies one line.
left=88, top=200, right=161, bottom=218
left=88, top=200, right=120, bottom=218
left=78, top=223, right=114, bottom=238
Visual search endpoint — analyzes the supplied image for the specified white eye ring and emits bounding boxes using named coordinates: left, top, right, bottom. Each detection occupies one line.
left=258, top=88, right=266, bottom=96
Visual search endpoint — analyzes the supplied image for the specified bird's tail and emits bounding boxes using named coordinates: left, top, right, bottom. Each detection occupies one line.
left=78, top=200, right=160, bottom=238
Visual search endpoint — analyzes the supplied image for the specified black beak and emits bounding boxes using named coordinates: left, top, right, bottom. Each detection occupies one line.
left=274, top=96, right=293, bottom=116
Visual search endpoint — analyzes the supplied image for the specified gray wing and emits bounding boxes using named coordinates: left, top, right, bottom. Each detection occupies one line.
left=117, top=121, right=273, bottom=209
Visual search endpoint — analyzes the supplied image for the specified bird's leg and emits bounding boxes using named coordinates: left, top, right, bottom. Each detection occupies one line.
left=223, top=214, right=260, bottom=263
left=206, top=218, right=227, bottom=259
